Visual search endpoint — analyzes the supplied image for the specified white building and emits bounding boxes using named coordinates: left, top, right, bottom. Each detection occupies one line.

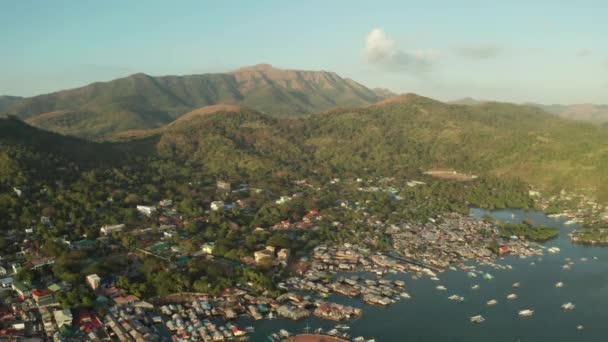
left=86, top=274, right=101, bottom=290
left=210, top=201, right=225, bottom=211
left=136, top=205, right=156, bottom=217
left=100, top=224, right=125, bottom=236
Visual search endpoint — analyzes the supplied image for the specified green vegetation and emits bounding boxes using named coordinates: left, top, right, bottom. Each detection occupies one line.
left=498, top=220, right=559, bottom=241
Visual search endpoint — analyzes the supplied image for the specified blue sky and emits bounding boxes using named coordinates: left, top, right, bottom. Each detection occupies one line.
left=1, top=0, right=607, bottom=103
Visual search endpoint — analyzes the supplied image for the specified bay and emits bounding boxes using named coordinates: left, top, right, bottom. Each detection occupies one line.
left=240, top=209, right=608, bottom=341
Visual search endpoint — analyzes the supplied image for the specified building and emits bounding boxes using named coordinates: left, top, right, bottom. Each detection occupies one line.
left=210, top=201, right=225, bottom=211
left=277, top=248, right=291, bottom=265
left=216, top=180, right=231, bottom=192
left=100, top=224, right=125, bottom=235
left=254, top=246, right=276, bottom=265
left=201, top=242, right=216, bottom=255
left=87, top=274, right=101, bottom=291
left=54, top=309, right=73, bottom=328
left=12, top=281, right=32, bottom=298
left=136, top=205, right=156, bottom=217
left=0, top=266, right=6, bottom=276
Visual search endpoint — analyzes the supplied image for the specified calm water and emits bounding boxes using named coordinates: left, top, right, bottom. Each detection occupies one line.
left=241, top=209, right=608, bottom=341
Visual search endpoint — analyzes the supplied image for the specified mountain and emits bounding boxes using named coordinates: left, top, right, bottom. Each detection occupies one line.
left=6, top=64, right=386, bottom=138
left=0, top=95, right=23, bottom=112
left=532, top=103, right=608, bottom=125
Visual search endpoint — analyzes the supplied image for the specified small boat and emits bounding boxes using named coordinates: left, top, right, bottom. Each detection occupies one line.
left=580, top=257, right=588, bottom=262
left=518, top=309, right=534, bottom=317
left=400, top=292, right=411, bottom=299
left=436, top=285, right=447, bottom=291
left=483, top=273, right=494, bottom=280
left=547, top=247, right=561, bottom=254
left=470, top=315, right=485, bottom=323
left=507, top=293, right=518, bottom=300
left=577, top=325, right=584, bottom=330
left=448, top=295, right=464, bottom=302
left=471, top=284, right=480, bottom=290
left=449, top=266, right=457, bottom=271
left=487, top=299, right=498, bottom=306
left=562, top=302, right=575, bottom=311
left=562, top=264, right=571, bottom=270
left=555, top=282, right=564, bottom=288
left=467, top=271, right=477, bottom=278
left=336, top=324, right=350, bottom=330
left=430, top=276, right=440, bottom=281
left=512, top=282, right=521, bottom=288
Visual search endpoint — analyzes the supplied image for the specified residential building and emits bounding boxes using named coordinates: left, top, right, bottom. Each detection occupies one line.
left=201, top=242, right=216, bottom=255
left=100, top=224, right=125, bottom=235
left=87, top=274, right=101, bottom=291
left=216, top=180, right=231, bottom=192
left=136, top=205, right=156, bottom=217
left=210, top=201, right=224, bottom=211
left=54, top=309, right=73, bottom=328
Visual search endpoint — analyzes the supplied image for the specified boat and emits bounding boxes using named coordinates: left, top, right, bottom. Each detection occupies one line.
left=564, top=219, right=578, bottom=225
left=470, top=315, right=485, bottom=323
left=436, top=285, right=447, bottom=291
left=336, top=324, right=350, bottom=330
left=555, top=282, right=564, bottom=288
left=430, top=276, right=440, bottom=281
left=471, top=284, right=480, bottom=290
left=507, top=293, right=518, bottom=300
left=483, top=273, right=494, bottom=280
left=580, top=257, right=588, bottom=262
left=512, top=282, right=521, bottom=288
left=518, top=309, right=534, bottom=317
left=467, top=271, right=477, bottom=278
left=577, top=325, right=584, bottom=330
left=547, top=247, right=561, bottom=254
left=448, top=295, right=464, bottom=302
left=279, top=329, right=291, bottom=338
left=400, top=292, right=411, bottom=299
left=449, top=266, right=457, bottom=271
left=487, top=299, right=498, bottom=306
left=562, top=264, right=571, bottom=270
left=562, top=302, right=575, bottom=310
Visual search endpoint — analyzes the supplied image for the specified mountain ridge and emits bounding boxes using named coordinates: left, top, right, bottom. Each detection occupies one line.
left=6, top=65, right=388, bottom=138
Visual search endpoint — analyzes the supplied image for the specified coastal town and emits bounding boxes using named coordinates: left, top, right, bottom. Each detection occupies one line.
left=0, top=174, right=606, bottom=341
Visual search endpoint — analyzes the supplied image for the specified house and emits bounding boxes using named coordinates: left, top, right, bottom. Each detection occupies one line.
left=100, top=224, right=125, bottom=236
left=136, top=205, right=156, bottom=217
left=32, top=289, right=53, bottom=304
left=216, top=180, right=231, bottom=192
left=87, top=274, right=101, bottom=291
left=0, top=277, right=14, bottom=288
left=254, top=246, right=276, bottom=264
left=0, top=266, right=6, bottom=276
left=275, top=196, right=291, bottom=205
left=53, top=309, right=73, bottom=328
left=12, top=281, right=32, bottom=298
left=201, top=242, right=216, bottom=255
left=210, top=201, right=225, bottom=211
left=159, top=199, right=173, bottom=207
left=277, top=248, right=290, bottom=265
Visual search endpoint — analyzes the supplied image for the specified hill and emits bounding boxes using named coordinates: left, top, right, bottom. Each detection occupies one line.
left=6, top=65, right=386, bottom=138
left=0, top=95, right=22, bottom=112
left=533, top=103, right=608, bottom=126
left=114, top=96, right=608, bottom=201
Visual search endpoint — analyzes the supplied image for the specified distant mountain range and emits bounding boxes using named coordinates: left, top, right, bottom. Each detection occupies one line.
left=0, top=95, right=23, bottom=112
left=451, top=97, right=608, bottom=126
left=2, top=64, right=386, bottom=138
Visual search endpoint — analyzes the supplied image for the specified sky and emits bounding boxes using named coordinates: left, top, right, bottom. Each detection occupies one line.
left=1, top=0, right=607, bottom=104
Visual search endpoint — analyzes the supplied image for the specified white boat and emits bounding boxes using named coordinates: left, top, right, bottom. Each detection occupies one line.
left=547, top=247, right=561, bottom=254
left=430, top=276, right=440, bottom=281
left=562, top=264, right=571, bottom=270
left=562, top=302, right=575, bottom=311
left=564, top=219, right=578, bottom=225
left=580, top=257, right=588, bottom=262
left=400, top=292, right=411, bottom=299
left=483, top=273, right=494, bottom=280
left=555, top=282, right=564, bottom=288
left=336, top=324, right=350, bottom=330
left=512, top=282, right=521, bottom=288
left=507, top=293, right=518, bottom=300
left=467, top=271, right=477, bottom=278
left=436, top=285, right=447, bottom=291
left=470, top=315, right=485, bottom=323
left=486, top=299, right=498, bottom=306
left=577, top=325, right=584, bottom=330
left=518, top=309, right=534, bottom=317
left=448, top=295, right=464, bottom=302
left=471, top=284, right=480, bottom=290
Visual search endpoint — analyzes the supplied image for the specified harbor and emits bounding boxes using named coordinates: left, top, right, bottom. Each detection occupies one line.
left=237, top=208, right=608, bottom=342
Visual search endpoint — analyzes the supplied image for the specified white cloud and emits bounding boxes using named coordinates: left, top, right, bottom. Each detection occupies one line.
left=364, top=28, right=437, bottom=73
left=454, top=44, right=501, bottom=59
